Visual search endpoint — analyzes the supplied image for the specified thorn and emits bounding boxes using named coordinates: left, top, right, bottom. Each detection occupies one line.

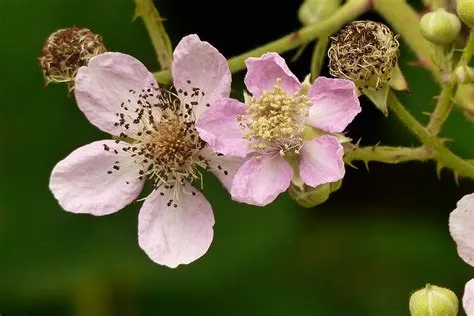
left=363, top=160, right=370, bottom=171
left=436, top=162, right=444, bottom=180
left=453, top=171, right=460, bottom=186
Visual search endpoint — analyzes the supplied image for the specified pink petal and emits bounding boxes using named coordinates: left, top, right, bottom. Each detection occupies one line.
left=244, top=52, right=301, bottom=97
left=464, top=279, right=474, bottom=316
left=49, top=140, right=144, bottom=216
left=196, top=98, right=249, bottom=157
left=449, top=193, right=474, bottom=266
left=231, top=155, right=293, bottom=206
left=198, top=147, right=245, bottom=192
left=307, top=77, right=361, bottom=133
left=172, top=34, right=231, bottom=118
left=138, top=182, right=215, bottom=268
left=75, top=52, right=158, bottom=136
left=299, top=135, right=345, bottom=187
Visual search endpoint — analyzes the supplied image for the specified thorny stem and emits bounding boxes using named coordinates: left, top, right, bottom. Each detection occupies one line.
left=373, top=0, right=474, bottom=113
left=388, top=91, right=474, bottom=179
left=344, top=146, right=433, bottom=165
left=153, top=0, right=371, bottom=83
left=134, top=0, right=173, bottom=69
left=426, top=80, right=457, bottom=135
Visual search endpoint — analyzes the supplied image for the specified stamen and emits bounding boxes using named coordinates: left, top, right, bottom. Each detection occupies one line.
left=238, top=79, right=309, bottom=156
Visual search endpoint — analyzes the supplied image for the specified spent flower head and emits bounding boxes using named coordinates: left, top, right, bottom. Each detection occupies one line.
left=328, top=21, right=402, bottom=115
left=39, top=27, right=106, bottom=90
left=196, top=53, right=361, bottom=206
left=328, top=20, right=399, bottom=90
left=49, top=35, right=241, bottom=268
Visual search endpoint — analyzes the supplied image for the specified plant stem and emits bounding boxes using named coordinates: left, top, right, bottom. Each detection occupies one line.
left=373, top=0, right=440, bottom=79
left=134, top=0, right=173, bottom=69
left=344, top=146, right=433, bottom=165
left=388, top=91, right=474, bottom=179
left=426, top=80, right=456, bottom=135
left=459, top=31, right=474, bottom=66
left=153, top=0, right=371, bottom=83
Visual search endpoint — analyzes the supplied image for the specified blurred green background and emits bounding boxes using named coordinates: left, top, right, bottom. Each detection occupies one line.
left=2, top=0, right=474, bottom=314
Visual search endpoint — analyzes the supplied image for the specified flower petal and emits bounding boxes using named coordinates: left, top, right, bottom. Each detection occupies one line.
left=75, top=52, right=158, bottom=136
left=244, top=52, right=301, bottom=97
left=196, top=98, right=249, bottom=157
left=198, top=146, right=245, bottom=192
left=299, top=135, right=345, bottom=187
left=449, top=193, right=474, bottom=266
left=49, top=140, right=144, bottom=216
left=138, top=182, right=215, bottom=268
left=307, top=77, right=361, bottom=133
left=464, top=279, right=474, bottom=316
left=172, top=34, right=231, bottom=118
left=231, top=155, right=293, bottom=206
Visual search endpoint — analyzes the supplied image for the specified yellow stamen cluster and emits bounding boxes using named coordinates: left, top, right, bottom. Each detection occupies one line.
left=239, top=79, right=310, bottom=155
left=328, top=21, right=399, bottom=90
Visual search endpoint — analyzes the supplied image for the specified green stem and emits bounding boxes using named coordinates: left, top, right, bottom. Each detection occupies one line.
left=459, top=31, right=474, bottom=66
left=153, top=0, right=371, bottom=83
left=388, top=91, right=474, bottom=179
left=134, top=0, right=173, bottom=69
left=310, top=35, right=330, bottom=80
left=373, top=0, right=441, bottom=79
left=426, top=80, right=456, bottom=135
left=344, top=146, right=433, bottom=165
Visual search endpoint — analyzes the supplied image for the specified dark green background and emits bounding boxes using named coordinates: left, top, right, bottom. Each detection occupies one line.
left=1, top=0, right=474, bottom=314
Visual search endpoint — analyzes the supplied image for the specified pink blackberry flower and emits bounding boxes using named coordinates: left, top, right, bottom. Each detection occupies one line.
left=196, top=52, right=361, bottom=206
left=449, top=193, right=474, bottom=315
left=49, top=35, right=241, bottom=268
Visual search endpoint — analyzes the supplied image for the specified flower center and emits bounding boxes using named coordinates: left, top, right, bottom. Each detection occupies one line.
left=107, top=84, right=212, bottom=189
left=140, top=118, right=207, bottom=186
left=239, top=79, right=309, bottom=155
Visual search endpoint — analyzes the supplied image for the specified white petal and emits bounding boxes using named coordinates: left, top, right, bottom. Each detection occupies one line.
left=138, top=182, right=215, bottom=268
left=49, top=140, right=144, bottom=215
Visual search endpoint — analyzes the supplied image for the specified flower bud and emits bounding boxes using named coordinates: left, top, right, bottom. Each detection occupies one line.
left=39, top=27, right=106, bottom=89
left=409, top=284, right=458, bottom=316
left=288, top=180, right=341, bottom=208
left=298, top=0, right=341, bottom=26
left=420, top=8, right=461, bottom=45
left=457, top=0, right=474, bottom=29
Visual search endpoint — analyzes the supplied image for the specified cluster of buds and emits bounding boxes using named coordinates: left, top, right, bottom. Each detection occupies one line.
left=39, top=27, right=106, bottom=90
left=328, top=21, right=404, bottom=115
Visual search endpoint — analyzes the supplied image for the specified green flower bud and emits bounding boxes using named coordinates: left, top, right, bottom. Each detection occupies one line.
left=288, top=180, right=342, bottom=208
left=298, top=0, right=341, bottom=26
left=409, top=284, right=458, bottom=316
left=420, top=8, right=461, bottom=44
left=457, top=0, right=474, bottom=29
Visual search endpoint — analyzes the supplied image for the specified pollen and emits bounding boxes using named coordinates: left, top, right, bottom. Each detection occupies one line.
left=239, top=79, right=310, bottom=155
left=328, top=21, right=399, bottom=89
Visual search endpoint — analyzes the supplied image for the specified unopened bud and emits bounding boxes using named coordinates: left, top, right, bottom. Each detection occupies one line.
left=457, top=0, right=474, bottom=29
left=409, top=284, right=458, bottom=316
left=298, top=0, right=341, bottom=26
left=39, top=27, right=106, bottom=89
left=288, top=180, right=341, bottom=208
left=420, top=8, right=461, bottom=45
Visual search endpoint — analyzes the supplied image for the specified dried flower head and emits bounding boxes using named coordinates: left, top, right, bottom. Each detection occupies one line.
left=328, top=21, right=399, bottom=90
left=39, top=27, right=106, bottom=89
